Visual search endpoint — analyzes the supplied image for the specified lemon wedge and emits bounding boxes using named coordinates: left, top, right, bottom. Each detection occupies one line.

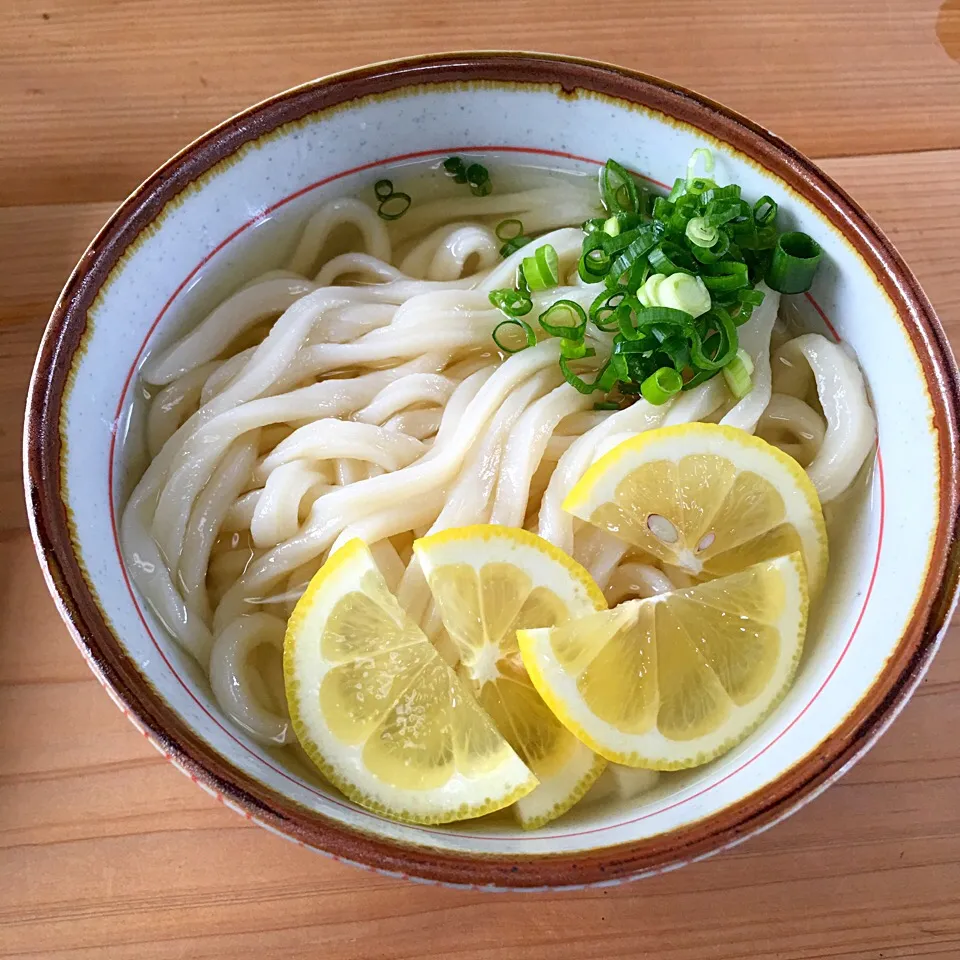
left=563, top=423, right=828, bottom=595
left=518, top=554, right=808, bottom=769
left=414, top=525, right=608, bottom=829
left=284, top=539, right=537, bottom=825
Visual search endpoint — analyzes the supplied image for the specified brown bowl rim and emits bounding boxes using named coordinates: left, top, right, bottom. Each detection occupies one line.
left=23, top=51, right=960, bottom=890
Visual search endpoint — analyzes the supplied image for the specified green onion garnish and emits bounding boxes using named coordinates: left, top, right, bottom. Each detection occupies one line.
left=600, top=159, right=641, bottom=215
left=522, top=244, right=560, bottom=291
left=443, top=156, right=468, bottom=183
left=496, top=219, right=524, bottom=241
left=685, top=216, right=718, bottom=248
left=753, top=196, right=778, bottom=226
left=766, top=231, right=823, bottom=294
left=466, top=163, right=492, bottom=197
left=489, top=288, right=533, bottom=317
left=443, top=157, right=492, bottom=195
left=539, top=300, right=587, bottom=339
left=373, top=179, right=412, bottom=220
left=376, top=192, right=412, bottom=221
left=640, top=366, right=684, bottom=405
left=722, top=348, right=755, bottom=398
left=484, top=147, right=822, bottom=408
left=492, top=318, right=536, bottom=354
left=560, top=339, right=595, bottom=360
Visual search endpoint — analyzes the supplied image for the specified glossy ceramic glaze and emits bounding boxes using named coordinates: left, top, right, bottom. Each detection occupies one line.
left=23, top=53, right=960, bottom=889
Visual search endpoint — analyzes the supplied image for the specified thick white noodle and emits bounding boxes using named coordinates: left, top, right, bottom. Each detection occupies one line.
left=250, top=460, right=329, bottom=549
left=179, top=435, right=259, bottom=624
left=141, top=277, right=315, bottom=385
left=773, top=334, right=876, bottom=501
left=208, top=613, right=292, bottom=745
left=289, top=198, right=391, bottom=275
left=118, top=182, right=877, bottom=773
left=605, top=562, right=677, bottom=605
left=720, top=284, right=780, bottom=433
left=490, top=383, right=593, bottom=527
left=146, top=361, right=220, bottom=458
left=756, top=393, right=826, bottom=467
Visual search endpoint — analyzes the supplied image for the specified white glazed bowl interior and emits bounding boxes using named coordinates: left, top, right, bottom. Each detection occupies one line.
left=47, top=70, right=940, bottom=868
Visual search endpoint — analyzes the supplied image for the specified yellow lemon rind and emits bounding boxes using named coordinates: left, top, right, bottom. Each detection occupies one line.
left=413, top=523, right=607, bottom=611
left=518, top=554, right=809, bottom=771
left=513, top=749, right=608, bottom=831
left=561, top=423, right=828, bottom=596
left=414, top=524, right=608, bottom=827
left=284, top=539, right=538, bottom=825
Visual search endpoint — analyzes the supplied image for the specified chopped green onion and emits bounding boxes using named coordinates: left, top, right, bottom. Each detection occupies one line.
left=560, top=339, right=595, bottom=360
left=443, top=156, right=468, bottom=183
left=590, top=288, right=628, bottom=331
left=467, top=163, right=492, bottom=196
left=374, top=179, right=394, bottom=200
left=656, top=273, right=712, bottom=318
left=766, top=231, right=823, bottom=294
left=600, top=159, right=640, bottom=214
left=603, top=216, right=621, bottom=237
left=492, top=318, right=536, bottom=354
left=496, top=219, right=524, bottom=241
left=489, top=288, right=533, bottom=317
left=499, top=235, right=532, bottom=258
left=522, top=244, right=560, bottom=291
left=738, top=288, right=765, bottom=306
left=753, top=196, right=778, bottom=226
left=594, top=401, right=621, bottom=410
left=722, top=348, right=755, bottom=398
left=579, top=243, right=612, bottom=283
left=648, top=240, right=695, bottom=276
left=686, top=148, right=715, bottom=185
left=377, top=192, right=412, bottom=221
left=636, top=273, right=667, bottom=308
left=539, top=300, right=587, bottom=339
left=640, top=366, right=683, bottom=405
left=685, top=216, right=718, bottom=248
left=689, top=307, right=738, bottom=371
left=701, top=261, right=750, bottom=292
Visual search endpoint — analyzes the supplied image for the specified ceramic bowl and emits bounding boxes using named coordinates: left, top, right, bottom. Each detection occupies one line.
left=24, top=52, right=960, bottom=890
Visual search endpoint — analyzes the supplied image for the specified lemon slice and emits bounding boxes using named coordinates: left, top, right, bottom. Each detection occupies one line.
left=284, top=539, right=537, bottom=824
left=413, top=526, right=608, bottom=829
left=563, top=423, right=828, bottom=595
left=518, top=554, right=808, bottom=769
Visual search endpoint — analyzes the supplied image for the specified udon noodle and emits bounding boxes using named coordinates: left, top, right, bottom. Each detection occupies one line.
left=120, top=164, right=876, bottom=753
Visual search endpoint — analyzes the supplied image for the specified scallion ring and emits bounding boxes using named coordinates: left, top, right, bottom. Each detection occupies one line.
left=492, top=318, right=536, bottom=354
left=685, top=216, right=718, bottom=248
left=600, top=159, right=640, bottom=214
left=377, top=191, right=412, bottom=221
left=374, top=179, right=395, bottom=200
left=640, top=366, right=684, bottom=405
left=753, top=196, right=778, bottom=226
left=766, top=231, right=823, bottom=294
left=539, top=300, right=587, bottom=339
left=495, top=219, right=524, bottom=241
left=489, top=288, right=533, bottom=317
left=522, top=243, right=560, bottom=292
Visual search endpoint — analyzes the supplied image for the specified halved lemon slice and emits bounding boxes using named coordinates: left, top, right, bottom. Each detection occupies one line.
left=563, top=423, right=827, bottom=595
left=284, top=539, right=536, bottom=824
left=518, top=554, right=808, bottom=769
left=414, top=526, right=607, bottom=829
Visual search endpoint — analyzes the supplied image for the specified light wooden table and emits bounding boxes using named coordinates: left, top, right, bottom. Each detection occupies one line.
left=3, top=2, right=960, bottom=957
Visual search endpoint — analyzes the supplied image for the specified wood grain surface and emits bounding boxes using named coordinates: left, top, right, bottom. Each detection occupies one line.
left=3, top=2, right=959, bottom=957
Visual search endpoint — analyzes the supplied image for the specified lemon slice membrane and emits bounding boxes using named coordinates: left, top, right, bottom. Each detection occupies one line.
left=518, top=553, right=809, bottom=769
left=414, top=526, right=607, bottom=829
left=284, top=539, right=536, bottom=825
left=564, top=423, right=827, bottom=596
